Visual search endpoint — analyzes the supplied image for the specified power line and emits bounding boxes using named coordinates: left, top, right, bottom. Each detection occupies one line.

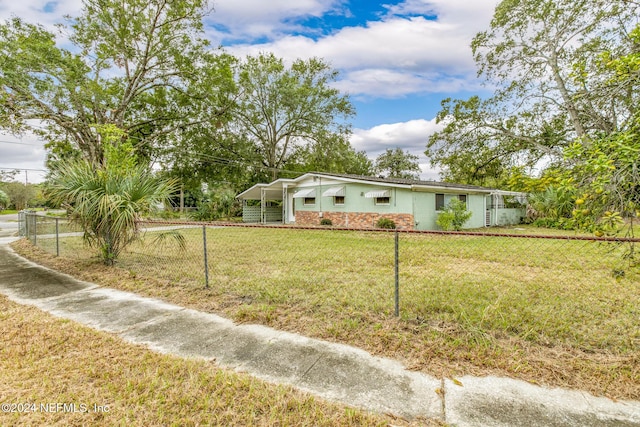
left=0, top=140, right=44, bottom=147
left=174, top=149, right=305, bottom=177
left=0, top=166, right=47, bottom=172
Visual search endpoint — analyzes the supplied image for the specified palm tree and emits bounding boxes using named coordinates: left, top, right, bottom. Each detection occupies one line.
left=46, top=160, right=178, bottom=265
left=528, top=186, right=575, bottom=221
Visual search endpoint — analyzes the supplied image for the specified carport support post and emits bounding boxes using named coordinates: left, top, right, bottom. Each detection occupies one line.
left=394, top=230, right=399, bottom=317
left=202, top=225, right=209, bottom=289
left=55, top=217, right=59, bottom=256
left=260, top=188, right=266, bottom=224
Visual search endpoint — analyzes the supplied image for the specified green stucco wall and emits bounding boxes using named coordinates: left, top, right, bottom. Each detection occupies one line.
left=293, top=183, right=413, bottom=214
left=412, top=191, right=486, bottom=230
left=293, top=183, right=490, bottom=230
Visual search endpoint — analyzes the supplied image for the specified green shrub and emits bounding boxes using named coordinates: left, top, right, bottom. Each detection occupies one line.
left=532, top=217, right=575, bottom=231
left=189, top=202, right=217, bottom=221
left=157, top=209, right=180, bottom=220
left=189, top=187, right=242, bottom=221
left=320, top=218, right=333, bottom=226
left=0, top=189, right=9, bottom=211
left=376, top=217, right=396, bottom=229
left=436, top=199, right=472, bottom=231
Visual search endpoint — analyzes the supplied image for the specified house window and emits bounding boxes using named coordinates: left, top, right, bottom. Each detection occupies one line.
left=375, top=197, right=390, bottom=205
left=304, top=197, right=315, bottom=206
left=437, top=193, right=467, bottom=210
left=334, top=196, right=345, bottom=205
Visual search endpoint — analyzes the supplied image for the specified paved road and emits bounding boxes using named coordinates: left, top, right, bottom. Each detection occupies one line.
left=0, top=240, right=639, bottom=426
left=0, top=213, right=19, bottom=238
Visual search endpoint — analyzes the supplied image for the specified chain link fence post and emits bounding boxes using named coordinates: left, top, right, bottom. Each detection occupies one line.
left=24, top=212, right=30, bottom=241
left=18, top=210, right=24, bottom=237
left=33, top=214, right=37, bottom=246
left=203, top=224, right=209, bottom=289
left=394, top=229, right=399, bottom=317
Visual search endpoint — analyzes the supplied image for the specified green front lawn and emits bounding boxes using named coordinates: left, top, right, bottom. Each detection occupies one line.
left=0, top=295, right=399, bottom=426
left=14, top=224, right=640, bottom=400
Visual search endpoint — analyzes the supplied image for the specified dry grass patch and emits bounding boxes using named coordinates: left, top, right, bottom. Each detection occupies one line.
left=12, top=226, right=640, bottom=401
left=0, top=295, right=435, bottom=426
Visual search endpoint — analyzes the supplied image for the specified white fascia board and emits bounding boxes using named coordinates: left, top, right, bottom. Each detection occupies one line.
left=300, top=173, right=411, bottom=189
left=411, top=184, right=493, bottom=194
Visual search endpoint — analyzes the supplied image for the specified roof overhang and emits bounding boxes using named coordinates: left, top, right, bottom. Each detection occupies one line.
left=489, top=190, right=528, bottom=197
left=236, top=179, right=295, bottom=200
left=410, top=184, right=493, bottom=194
left=298, top=173, right=411, bottom=189
left=237, top=172, right=527, bottom=200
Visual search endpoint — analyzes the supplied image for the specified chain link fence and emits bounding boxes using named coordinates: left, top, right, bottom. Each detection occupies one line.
left=20, top=212, right=640, bottom=327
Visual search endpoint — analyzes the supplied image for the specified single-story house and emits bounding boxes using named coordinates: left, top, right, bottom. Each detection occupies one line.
left=236, top=172, right=527, bottom=230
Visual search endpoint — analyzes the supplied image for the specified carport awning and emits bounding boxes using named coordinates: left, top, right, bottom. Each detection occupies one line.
left=293, top=188, right=316, bottom=198
left=364, top=189, right=390, bottom=198
left=322, top=186, right=345, bottom=197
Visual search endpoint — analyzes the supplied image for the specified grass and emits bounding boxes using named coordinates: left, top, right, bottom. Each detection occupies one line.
left=0, top=295, right=427, bottom=426
left=13, top=223, right=640, bottom=401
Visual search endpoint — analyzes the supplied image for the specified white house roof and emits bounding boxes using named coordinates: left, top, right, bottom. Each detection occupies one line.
left=236, top=179, right=295, bottom=200
left=236, top=172, right=525, bottom=200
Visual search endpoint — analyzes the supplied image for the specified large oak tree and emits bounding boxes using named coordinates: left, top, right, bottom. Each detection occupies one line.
left=374, top=148, right=421, bottom=180
left=232, top=53, right=356, bottom=180
left=0, top=0, right=234, bottom=166
left=426, top=0, right=640, bottom=185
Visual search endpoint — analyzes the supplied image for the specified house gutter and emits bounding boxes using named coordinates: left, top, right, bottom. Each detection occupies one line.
left=410, top=184, right=491, bottom=194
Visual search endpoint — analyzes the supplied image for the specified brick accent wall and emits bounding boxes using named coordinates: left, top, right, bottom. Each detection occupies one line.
left=295, top=211, right=414, bottom=230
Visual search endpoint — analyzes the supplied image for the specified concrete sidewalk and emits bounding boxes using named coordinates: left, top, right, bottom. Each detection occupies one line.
left=0, top=241, right=639, bottom=426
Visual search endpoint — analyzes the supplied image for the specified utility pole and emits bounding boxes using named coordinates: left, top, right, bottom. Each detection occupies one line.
left=24, top=170, right=28, bottom=209
left=180, top=184, right=184, bottom=215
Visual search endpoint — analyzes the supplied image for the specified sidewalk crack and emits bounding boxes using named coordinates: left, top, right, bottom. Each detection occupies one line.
left=300, top=355, right=323, bottom=379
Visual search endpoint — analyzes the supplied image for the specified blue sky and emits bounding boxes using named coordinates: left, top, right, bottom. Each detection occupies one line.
left=0, top=0, right=499, bottom=182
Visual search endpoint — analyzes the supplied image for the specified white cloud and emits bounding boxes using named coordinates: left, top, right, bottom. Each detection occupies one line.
left=227, top=16, right=474, bottom=72
left=384, top=0, right=497, bottom=23
left=0, top=132, right=48, bottom=183
left=334, top=69, right=483, bottom=98
left=350, top=118, right=443, bottom=179
left=0, top=0, right=83, bottom=29
left=223, top=1, right=499, bottom=98
left=351, top=118, right=440, bottom=154
left=207, top=0, right=339, bottom=41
